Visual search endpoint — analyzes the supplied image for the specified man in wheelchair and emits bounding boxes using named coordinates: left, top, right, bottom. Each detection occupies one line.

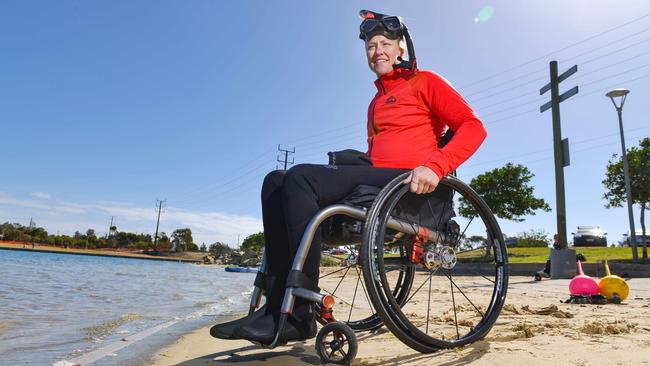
left=211, top=10, right=487, bottom=346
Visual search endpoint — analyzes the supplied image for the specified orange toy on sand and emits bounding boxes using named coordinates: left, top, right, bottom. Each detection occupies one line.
left=598, top=260, right=629, bottom=303
left=569, top=260, right=600, bottom=296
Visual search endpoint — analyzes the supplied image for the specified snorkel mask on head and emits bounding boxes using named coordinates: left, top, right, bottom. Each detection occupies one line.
left=359, top=10, right=417, bottom=71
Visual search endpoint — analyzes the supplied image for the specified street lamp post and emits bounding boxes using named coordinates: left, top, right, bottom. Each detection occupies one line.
left=606, top=88, right=638, bottom=261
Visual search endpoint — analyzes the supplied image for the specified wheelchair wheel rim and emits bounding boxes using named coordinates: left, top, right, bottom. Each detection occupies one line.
left=362, top=174, right=508, bottom=350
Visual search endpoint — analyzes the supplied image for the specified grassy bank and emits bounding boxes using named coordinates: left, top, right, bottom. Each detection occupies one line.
left=458, top=246, right=643, bottom=264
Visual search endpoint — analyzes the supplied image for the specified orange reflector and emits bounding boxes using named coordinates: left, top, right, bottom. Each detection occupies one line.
left=322, top=295, right=335, bottom=309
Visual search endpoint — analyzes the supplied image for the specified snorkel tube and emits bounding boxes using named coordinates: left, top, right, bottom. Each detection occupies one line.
left=359, top=9, right=417, bottom=72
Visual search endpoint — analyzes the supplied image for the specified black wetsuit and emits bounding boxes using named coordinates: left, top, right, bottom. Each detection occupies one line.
left=261, top=164, right=407, bottom=294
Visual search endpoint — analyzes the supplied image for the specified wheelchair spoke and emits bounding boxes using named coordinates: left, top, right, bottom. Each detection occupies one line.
left=467, top=266, right=496, bottom=284
left=320, top=288, right=351, bottom=306
left=426, top=190, right=453, bottom=245
left=356, top=267, right=376, bottom=317
left=330, top=266, right=352, bottom=297
left=425, top=268, right=433, bottom=334
left=454, top=217, right=474, bottom=248
left=347, top=268, right=362, bottom=323
left=404, top=267, right=438, bottom=304
left=449, top=269, right=460, bottom=340
left=443, top=271, right=485, bottom=318
left=319, top=265, right=350, bottom=280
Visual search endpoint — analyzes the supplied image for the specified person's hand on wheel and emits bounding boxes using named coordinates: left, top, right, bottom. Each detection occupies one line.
left=402, top=166, right=440, bottom=194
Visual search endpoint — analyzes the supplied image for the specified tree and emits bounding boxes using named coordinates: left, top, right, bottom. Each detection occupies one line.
left=516, top=229, right=550, bottom=247
left=157, top=232, right=171, bottom=251
left=459, top=163, right=551, bottom=256
left=209, top=242, right=233, bottom=258
left=602, top=137, right=650, bottom=259
left=171, top=228, right=194, bottom=252
left=199, top=243, right=207, bottom=252
left=458, top=235, right=486, bottom=251
left=241, top=232, right=265, bottom=253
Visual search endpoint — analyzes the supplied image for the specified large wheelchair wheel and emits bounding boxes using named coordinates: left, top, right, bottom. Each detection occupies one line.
left=361, top=173, right=508, bottom=353
left=318, top=240, right=415, bottom=332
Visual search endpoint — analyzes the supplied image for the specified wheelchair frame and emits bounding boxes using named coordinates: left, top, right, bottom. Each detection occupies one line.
left=245, top=174, right=508, bottom=364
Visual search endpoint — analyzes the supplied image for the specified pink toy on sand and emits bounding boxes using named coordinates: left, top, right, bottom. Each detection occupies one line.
left=569, top=260, right=600, bottom=296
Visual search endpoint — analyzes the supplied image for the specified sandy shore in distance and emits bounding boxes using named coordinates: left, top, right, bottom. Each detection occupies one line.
left=147, top=270, right=650, bottom=366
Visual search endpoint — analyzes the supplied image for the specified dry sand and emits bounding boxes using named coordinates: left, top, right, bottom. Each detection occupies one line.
left=147, top=271, right=650, bottom=366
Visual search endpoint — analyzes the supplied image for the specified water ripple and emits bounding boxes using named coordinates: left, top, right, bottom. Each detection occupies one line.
left=0, top=250, right=251, bottom=365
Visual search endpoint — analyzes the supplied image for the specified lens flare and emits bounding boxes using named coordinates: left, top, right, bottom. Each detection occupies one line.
left=475, top=5, right=495, bottom=23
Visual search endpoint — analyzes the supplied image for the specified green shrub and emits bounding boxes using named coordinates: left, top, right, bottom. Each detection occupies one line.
left=516, top=229, right=550, bottom=247
left=320, top=255, right=340, bottom=267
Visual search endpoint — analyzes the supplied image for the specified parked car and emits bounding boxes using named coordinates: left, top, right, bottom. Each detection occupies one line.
left=621, top=230, right=650, bottom=247
left=572, top=226, right=607, bottom=247
left=330, top=247, right=352, bottom=255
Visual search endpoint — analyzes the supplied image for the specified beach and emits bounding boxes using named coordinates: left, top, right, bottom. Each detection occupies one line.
left=147, top=273, right=650, bottom=366
left=0, top=241, right=204, bottom=263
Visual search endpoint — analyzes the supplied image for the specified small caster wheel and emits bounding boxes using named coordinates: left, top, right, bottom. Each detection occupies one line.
left=534, top=273, right=542, bottom=281
left=316, top=322, right=357, bottom=365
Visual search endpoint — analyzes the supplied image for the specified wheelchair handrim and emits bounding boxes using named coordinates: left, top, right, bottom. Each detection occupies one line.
left=362, top=174, right=509, bottom=351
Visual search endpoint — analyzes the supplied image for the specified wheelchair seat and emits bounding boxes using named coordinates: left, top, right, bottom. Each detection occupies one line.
left=322, top=129, right=457, bottom=247
left=321, top=182, right=458, bottom=246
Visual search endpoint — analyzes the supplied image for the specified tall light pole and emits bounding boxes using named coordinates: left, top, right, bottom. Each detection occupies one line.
left=606, top=88, right=638, bottom=260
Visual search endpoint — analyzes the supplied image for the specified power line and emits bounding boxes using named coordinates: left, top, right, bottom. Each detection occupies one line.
left=170, top=147, right=275, bottom=203
left=475, top=46, right=650, bottom=113
left=465, top=126, right=650, bottom=170
left=459, top=12, right=650, bottom=90
left=470, top=36, right=650, bottom=107
left=465, top=30, right=650, bottom=100
left=170, top=157, right=275, bottom=207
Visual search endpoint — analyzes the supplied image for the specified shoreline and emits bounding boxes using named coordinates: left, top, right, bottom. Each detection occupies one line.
left=145, top=275, right=650, bottom=366
left=0, top=242, right=202, bottom=263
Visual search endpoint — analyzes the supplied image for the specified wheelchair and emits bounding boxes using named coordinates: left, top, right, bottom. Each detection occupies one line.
left=246, top=171, right=509, bottom=364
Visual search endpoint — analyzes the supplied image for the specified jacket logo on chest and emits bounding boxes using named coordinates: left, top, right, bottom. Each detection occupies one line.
left=385, top=96, right=397, bottom=104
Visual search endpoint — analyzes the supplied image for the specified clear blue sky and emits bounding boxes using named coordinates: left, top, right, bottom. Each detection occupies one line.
left=1, top=1, right=649, bottom=246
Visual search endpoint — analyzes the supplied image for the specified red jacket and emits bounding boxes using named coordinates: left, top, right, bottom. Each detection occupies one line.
left=367, top=68, right=487, bottom=178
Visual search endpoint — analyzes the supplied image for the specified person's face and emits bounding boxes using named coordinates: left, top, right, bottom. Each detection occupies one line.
left=365, top=34, right=402, bottom=77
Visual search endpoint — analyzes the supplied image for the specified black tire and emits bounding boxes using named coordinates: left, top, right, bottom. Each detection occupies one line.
left=318, top=242, right=415, bottom=332
left=361, top=173, right=509, bottom=353
left=315, top=322, right=358, bottom=365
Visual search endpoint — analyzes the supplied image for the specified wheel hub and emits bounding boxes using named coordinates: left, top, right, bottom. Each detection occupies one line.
left=422, top=245, right=457, bottom=270
left=330, top=339, right=341, bottom=351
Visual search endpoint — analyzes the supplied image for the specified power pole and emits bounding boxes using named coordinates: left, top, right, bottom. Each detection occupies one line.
left=540, top=61, right=578, bottom=279
left=108, top=216, right=115, bottom=238
left=539, top=61, right=578, bottom=249
left=153, top=199, right=166, bottom=252
left=277, top=145, right=295, bottom=170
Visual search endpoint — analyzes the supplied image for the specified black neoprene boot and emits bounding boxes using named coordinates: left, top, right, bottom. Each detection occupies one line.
left=209, top=275, right=277, bottom=340
left=209, top=304, right=267, bottom=339
left=232, top=300, right=316, bottom=345
left=233, top=272, right=317, bottom=345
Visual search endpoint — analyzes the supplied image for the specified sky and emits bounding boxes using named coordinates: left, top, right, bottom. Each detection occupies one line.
left=1, top=0, right=649, bottom=247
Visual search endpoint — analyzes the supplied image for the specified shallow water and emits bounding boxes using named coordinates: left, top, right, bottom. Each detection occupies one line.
left=0, top=250, right=253, bottom=365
